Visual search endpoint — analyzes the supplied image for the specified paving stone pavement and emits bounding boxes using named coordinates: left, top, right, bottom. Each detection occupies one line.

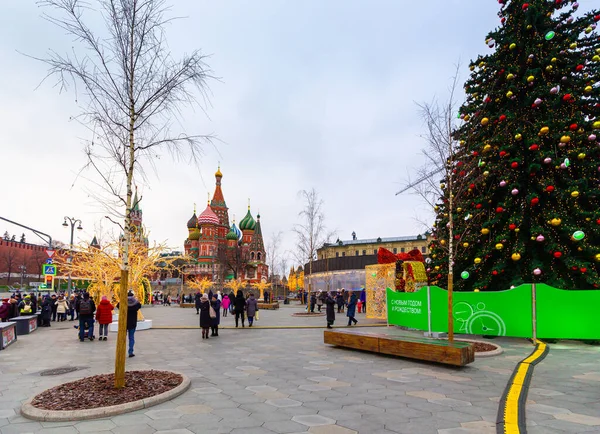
left=0, top=305, right=598, bottom=433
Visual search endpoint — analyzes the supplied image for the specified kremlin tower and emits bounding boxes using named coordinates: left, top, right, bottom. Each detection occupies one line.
left=183, top=167, right=268, bottom=284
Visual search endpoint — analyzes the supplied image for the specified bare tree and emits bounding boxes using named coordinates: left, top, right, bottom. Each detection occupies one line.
left=396, top=66, right=481, bottom=342
left=266, top=231, right=283, bottom=281
left=292, top=189, right=335, bottom=299
left=35, top=0, right=214, bottom=388
left=1, top=246, right=17, bottom=285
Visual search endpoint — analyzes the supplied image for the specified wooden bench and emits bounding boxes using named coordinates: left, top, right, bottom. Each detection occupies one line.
left=0, top=322, right=17, bottom=350
left=324, top=329, right=474, bottom=366
left=179, top=303, right=196, bottom=308
left=257, top=302, right=279, bottom=310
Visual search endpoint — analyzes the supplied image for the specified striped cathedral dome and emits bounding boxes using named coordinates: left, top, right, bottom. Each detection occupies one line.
left=198, top=204, right=220, bottom=226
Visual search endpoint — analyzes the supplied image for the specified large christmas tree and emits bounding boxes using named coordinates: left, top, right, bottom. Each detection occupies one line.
left=429, top=0, right=600, bottom=291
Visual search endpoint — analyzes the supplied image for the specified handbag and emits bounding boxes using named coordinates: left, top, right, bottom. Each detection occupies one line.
left=255, top=311, right=259, bottom=321
left=209, top=305, right=217, bottom=319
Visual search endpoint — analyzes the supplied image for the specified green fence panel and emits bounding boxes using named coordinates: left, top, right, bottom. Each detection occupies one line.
left=386, top=287, right=429, bottom=331
left=536, top=284, right=600, bottom=340
left=387, top=285, right=534, bottom=338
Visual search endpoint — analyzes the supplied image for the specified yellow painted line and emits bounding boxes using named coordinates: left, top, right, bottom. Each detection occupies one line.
left=499, top=340, right=548, bottom=434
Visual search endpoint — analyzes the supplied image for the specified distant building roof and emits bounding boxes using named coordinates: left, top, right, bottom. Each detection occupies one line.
left=323, top=234, right=428, bottom=247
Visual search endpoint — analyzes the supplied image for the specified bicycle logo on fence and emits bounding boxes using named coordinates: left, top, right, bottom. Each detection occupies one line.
left=453, top=302, right=506, bottom=336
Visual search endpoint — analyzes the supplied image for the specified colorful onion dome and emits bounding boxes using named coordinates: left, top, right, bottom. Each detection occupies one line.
left=198, top=203, right=220, bottom=226
left=226, top=224, right=238, bottom=241
left=215, top=165, right=223, bottom=178
left=234, top=223, right=242, bottom=240
left=239, top=208, right=256, bottom=231
left=188, top=229, right=201, bottom=241
left=187, top=212, right=198, bottom=229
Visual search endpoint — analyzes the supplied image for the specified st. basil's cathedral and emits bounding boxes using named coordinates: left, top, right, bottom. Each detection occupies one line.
left=183, top=167, right=268, bottom=284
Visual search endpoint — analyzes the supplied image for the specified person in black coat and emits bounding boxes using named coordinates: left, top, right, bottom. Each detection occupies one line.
left=199, top=294, right=211, bottom=339
left=210, top=295, right=221, bottom=337
left=336, top=291, right=345, bottom=313
left=228, top=291, right=235, bottom=314
left=40, top=295, right=52, bottom=327
left=194, top=291, right=201, bottom=314
left=309, top=293, right=316, bottom=313
left=233, top=290, right=246, bottom=328
left=126, top=292, right=142, bottom=357
left=325, top=292, right=336, bottom=329
left=346, top=292, right=358, bottom=326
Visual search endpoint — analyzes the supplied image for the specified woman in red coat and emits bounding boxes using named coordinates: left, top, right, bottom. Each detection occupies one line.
left=95, top=296, right=114, bottom=341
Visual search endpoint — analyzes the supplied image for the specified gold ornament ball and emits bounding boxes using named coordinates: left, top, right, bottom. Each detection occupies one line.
left=586, top=217, right=591, bottom=221
left=507, top=73, right=515, bottom=80
left=470, top=65, right=475, bottom=71
left=527, top=75, right=535, bottom=82
left=546, top=65, right=553, bottom=72
left=506, top=90, right=514, bottom=98
left=483, top=170, right=490, bottom=176
left=440, top=183, right=446, bottom=189
left=474, top=257, right=482, bottom=264
left=570, top=43, right=578, bottom=49
left=495, top=243, right=504, bottom=250
left=511, top=253, right=521, bottom=261
left=551, top=57, right=557, bottom=63
left=434, top=206, right=439, bottom=211
left=481, top=117, right=489, bottom=126
left=434, top=265, right=440, bottom=270
left=550, top=218, right=562, bottom=226
left=474, top=289, right=480, bottom=293
left=483, top=144, right=492, bottom=152
left=515, top=228, right=520, bottom=233
left=440, top=240, right=446, bottom=245
left=593, top=55, right=600, bottom=62
left=596, top=48, right=600, bottom=54
left=463, top=242, right=469, bottom=248
left=571, top=191, right=580, bottom=198
left=578, top=153, right=586, bottom=160
left=515, top=133, right=523, bottom=141
left=595, top=254, right=600, bottom=262
left=585, top=86, right=593, bottom=93
left=481, top=228, right=490, bottom=235
left=539, top=126, right=550, bottom=135
left=464, top=114, right=471, bottom=121
left=457, top=207, right=463, bottom=212
left=510, top=43, right=517, bottom=50
left=560, top=135, right=571, bottom=143
left=593, top=121, right=600, bottom=129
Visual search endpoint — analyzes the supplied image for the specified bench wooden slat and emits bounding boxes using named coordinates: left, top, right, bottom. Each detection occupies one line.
left=324, top=329, right=474, bottom=367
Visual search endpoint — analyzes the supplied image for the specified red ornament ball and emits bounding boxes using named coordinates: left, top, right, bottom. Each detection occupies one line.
left=576, top=65, right=584, bottom=72
left=563, top=94, right=572, bottom=101
left=531, top=197, right=539, bottom=205
left=500, top=151, right=507, bottom=157
left=522, top=3, right=529, bottom=10
left=476, top=204, right=482, bottom=209
left=553, top=251, right=562, bottom=258
left=546, top=185, right=555, bottom=192
left=569, top=123, right=578, bottom=131
left=511, top=162, right=519, bottom=168
left=492, top=270, right=498, bottom=276
left=496, top=207, right=504, bottom=213
left=499, top=114, right=507, bottom=122
left=581, top=268, right=587, bottom=273
left=529, top=144, right=539, bottom=151
left=469, top=183, right=476, bottom=189
left=509, top=224, right=516, bottom=230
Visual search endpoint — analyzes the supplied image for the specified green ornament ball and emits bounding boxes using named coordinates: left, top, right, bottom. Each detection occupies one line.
left=573, top=231, right=585, bottom=241
left=564, top=158, right=570, bottom=167
left=460, top=271, right=470, bottom=279
left=545, top=31, right=555, bottom=41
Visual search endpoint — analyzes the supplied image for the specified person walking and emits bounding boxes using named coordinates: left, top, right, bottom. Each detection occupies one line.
left=233, top=290, right=246, bottom=328
left=221, top=293, right=230, bottom=317
left=346, top=292, right=358, bottom=326
left=246, top=293, right=258, bottom=327
left=325, top=291, right=336, bottom=329
left=126, top=291, right=142, bottom=356
left=77, top=292, right=96, bottom=341
left=56, top=294, right=68, bottom=321
left=210, top=294, right=221, bottom=337
left=40, top=295, right=52, bottom=327
left=336, top=291, right=344, bottom=313
left=0, top=299, right=10, bottom=322
left=228, top=291, right=235, bottom=314
left=316, top=290, right=324, bottom=312
left=199, top=294, right=211, bottom=339
left=8, top=296, right=19, bottom=319
left=68, top=294, right=76, bottom=320
left=50, top=294, right=58, bottom=322
left=95, top=296, right=114, bottom=341
left=194, top=291, right=201, bottom=315
left=309, top=292, right=316, bottom=313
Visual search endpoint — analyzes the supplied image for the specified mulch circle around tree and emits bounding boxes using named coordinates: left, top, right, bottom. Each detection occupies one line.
left=31, top=370, right=182, bottom=411
left=457, top=340, right=498, bottom=353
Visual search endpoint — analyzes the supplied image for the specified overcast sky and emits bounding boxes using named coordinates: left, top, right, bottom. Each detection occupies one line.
left=1, top=0, right=501, bottom=267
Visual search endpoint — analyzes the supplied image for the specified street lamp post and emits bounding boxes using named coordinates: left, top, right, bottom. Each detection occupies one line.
left=63, top=217, right=83, bottom=294
left=20, top=265, right=27, bottom=289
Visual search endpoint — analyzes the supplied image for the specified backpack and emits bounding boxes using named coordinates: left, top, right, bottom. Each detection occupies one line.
left=79, top=300, right=92, bottom=315
left=21, top=302, right=32, bottom=314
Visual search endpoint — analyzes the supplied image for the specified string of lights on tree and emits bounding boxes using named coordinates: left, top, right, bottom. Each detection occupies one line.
left=428, top=0, right=600, bottom=291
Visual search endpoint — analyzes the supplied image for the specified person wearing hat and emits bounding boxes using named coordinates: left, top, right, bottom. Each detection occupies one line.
left=0, top=299, right=10, bottom=322
left=126, top=291, right=142, bottom=356
left=199, top=293, right=211, bottom=339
